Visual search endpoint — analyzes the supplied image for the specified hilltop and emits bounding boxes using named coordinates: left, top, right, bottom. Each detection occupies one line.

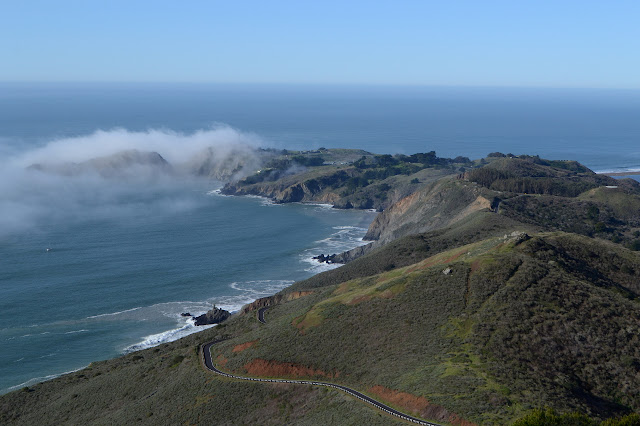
left=2, top=151, right=640, bottom=425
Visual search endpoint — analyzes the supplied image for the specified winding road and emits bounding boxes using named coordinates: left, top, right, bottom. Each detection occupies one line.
left=200, top=307, right=442, bottom=425
left=257, top=306, right=269, bottom=324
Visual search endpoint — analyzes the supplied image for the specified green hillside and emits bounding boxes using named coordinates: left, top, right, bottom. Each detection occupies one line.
left=2, top=154, right=640, bottom=425
left=215, top=232, right=640, bottom=424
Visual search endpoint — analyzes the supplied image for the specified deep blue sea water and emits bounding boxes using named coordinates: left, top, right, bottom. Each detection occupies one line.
left=1, top=83, right=639, bottom=393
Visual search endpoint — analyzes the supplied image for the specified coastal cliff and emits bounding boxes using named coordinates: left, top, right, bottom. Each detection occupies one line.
left=362, top=177, right=494, bottom=243
left=220, top=149, right=469, bottom=210
left=241, top=291, right=314, bottom=314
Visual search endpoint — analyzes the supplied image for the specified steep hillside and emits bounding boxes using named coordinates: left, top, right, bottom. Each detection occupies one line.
left=292, top=210, right=537, bottom=291
left=223, top=233, right=640, bottom=424
left=360, top=157, right=640, bottom=253
left=362, top=177, right=497, bottom=244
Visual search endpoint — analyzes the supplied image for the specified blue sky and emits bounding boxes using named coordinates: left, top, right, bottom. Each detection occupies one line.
left=2, top=0, right=640, bottom=88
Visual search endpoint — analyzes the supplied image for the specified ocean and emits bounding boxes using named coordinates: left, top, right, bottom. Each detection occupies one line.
left=1, top=83, right=639, bottom=394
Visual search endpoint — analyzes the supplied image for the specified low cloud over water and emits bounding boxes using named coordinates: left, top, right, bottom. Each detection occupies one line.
left=0, top=125, right=264, bottom=236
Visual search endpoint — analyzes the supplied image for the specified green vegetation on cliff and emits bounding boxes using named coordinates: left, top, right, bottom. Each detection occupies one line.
left=221, top=148, right=471, bottom=210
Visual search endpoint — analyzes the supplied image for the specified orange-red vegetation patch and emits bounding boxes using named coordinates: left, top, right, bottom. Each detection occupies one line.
left=215, top=354, right=228, bottom=367
left=233, top=339, right=258, bottom=353
left=244, top=359, right=339, bottom=379
left=369, top=385, right=476, bottom=426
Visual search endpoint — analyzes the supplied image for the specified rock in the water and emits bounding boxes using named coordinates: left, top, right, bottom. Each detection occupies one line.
left=180, top=312, right=192, bottom=317
left=194, top=306, right=231, bottom=326
left=313, top=253, right=338, bottom=264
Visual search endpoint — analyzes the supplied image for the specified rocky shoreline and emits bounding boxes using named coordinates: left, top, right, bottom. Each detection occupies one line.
left=181, top=305, right=231, bottom=326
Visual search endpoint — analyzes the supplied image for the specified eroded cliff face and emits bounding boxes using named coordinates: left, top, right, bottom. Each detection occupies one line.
left=221, top=166, right=458, bottom=210
left=364, top=178, right=495, bottom=244
left=241, top=291, right=314, bottom=314
left=222, top=180, right=356, bottom=207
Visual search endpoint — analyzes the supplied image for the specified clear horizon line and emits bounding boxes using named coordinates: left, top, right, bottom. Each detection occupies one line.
left=1, top=80, right=639, bottom=92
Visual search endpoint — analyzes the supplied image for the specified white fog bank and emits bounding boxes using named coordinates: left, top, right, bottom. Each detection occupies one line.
left=0, top=126, right=267, bottom=236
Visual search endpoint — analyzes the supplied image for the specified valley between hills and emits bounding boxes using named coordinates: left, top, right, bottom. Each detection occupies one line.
left=2, top=149, right=640, bottom=425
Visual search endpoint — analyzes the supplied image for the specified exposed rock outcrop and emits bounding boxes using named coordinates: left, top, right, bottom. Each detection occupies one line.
left=312, top=253, right=339, bottom=264
left=221, top=179, right=340, bottom=205
left=193, top=306, right=231, bottom=326
left=241, top=291, right=314, bottom=314
left=330, top=243, right=377, bottom=264
left=364, top=178, right=495, bottom=244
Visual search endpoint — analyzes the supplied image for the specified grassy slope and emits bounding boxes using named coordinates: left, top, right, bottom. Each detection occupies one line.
left=291, top=209, right=538, bottom=291
left=215, top=233, right=640, bottom=425
left=0, top=322, right=403, bottom=426
left=466, top=157, right=640, bottom=248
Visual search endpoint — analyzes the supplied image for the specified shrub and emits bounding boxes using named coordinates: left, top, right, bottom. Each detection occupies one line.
left=512, top=408, right=595, bottom=425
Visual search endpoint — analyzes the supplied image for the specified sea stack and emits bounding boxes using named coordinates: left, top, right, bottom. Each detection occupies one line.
left=193, top=305, right=231, bottom=326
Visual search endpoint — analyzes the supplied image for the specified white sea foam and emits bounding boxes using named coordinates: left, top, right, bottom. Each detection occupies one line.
left=300, top=223, right=371, bottom=273
left=223, top=280, right=295, bottom=310
left=301, top=257, right=344, bottom=273
left=245, top=194, right=283, bottom=207
left=86, top=306, right=143, bottom=319
left=332, top=225, right=369, bottom=231
left=15, top=331, right=51, bottom=339
left=595, top=166, right=640, bottom=174
left=64, top=329, right=89, bottom=335
left=119, top=280, right=293, bottom=353
left=306, top=202, right=334, bottom=210
left=123, top=320, right=215, bottom=354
